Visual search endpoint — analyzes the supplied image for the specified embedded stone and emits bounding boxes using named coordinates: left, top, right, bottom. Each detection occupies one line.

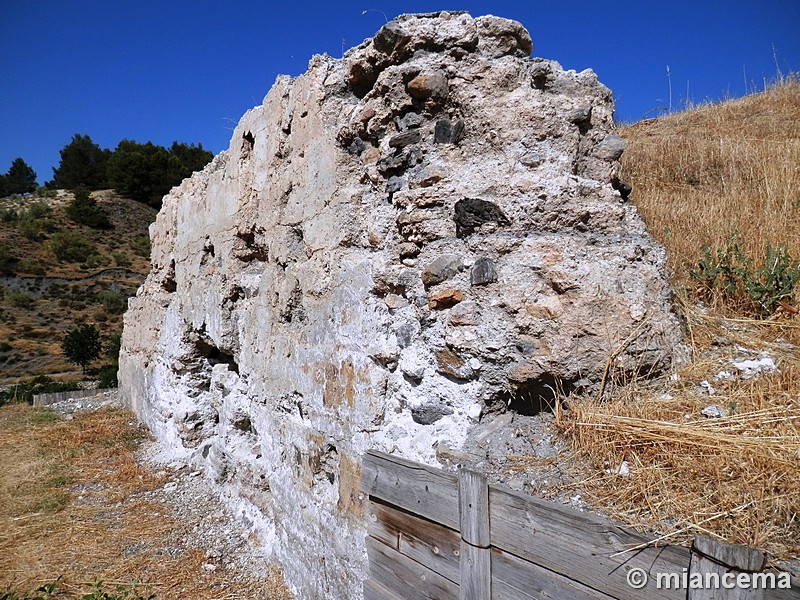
left=593, top=134, right=626, bottom=160
left=421, top=255, right=463, bottom=287
left=428, top=288, right=464, bottom=309
left=389, top=129, right=422, bottom=148
left=394, top=321, right=418, bottom=348
left=435, top=347, right=476, bottom=380
left=449, top=301, right=478, bottom=325
left=395, top=112, right=423, bottom=131
left=470, top=256, right=497, bottom=286
left=377, top=154, right=405, bottom=174
left=567, top=106, right=592, bottom=124
left=475, top=15, right=533, bottom=58
left=373, top=20, right=410, bottom=54
left=434, top=119, right=465, bottom=144
left=386, top=175, right=404, bottom=194
left=411, top=401, right=454, bottom=425
left=454, top=198, right=509, bottom=237
left=384, top=293, right=409, bottom=309
left=407, top=69, right=449, bottom=101
left=398, top=242, right=420, bottom=258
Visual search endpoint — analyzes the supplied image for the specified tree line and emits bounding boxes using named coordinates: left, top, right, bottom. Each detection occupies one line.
left=1, top=134, right=214, bottom=208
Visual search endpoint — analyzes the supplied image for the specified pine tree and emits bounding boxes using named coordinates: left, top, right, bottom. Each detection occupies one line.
left=61, top=324, right=103, bottom=373
left=4, top=158, right=37, bottom=194
left=51, top=134, right=110, bottom=189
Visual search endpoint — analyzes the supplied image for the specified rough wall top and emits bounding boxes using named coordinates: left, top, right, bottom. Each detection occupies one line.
left=347, top=13, right=533, bottom=97
left=119, top=12, right=685, bottom=599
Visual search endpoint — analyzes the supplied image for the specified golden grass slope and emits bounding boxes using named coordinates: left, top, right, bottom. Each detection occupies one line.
left=620, top=80, right=800, bottom=292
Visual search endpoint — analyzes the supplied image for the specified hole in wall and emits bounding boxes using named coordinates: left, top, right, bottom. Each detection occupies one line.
left=243, top=131, right=255, bottom=151
left=489, top=374, right=577, bottom=417
left=232, top=413, right=256, bottom=435
left=194, top=337, right=239, bottom=374
left=162, top=259, right=177, bottom=292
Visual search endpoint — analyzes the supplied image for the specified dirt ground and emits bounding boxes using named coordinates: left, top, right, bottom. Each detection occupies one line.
left=0, top=397, right=292, bottom=599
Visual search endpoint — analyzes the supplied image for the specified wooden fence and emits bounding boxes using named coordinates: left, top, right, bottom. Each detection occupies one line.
left=360, top=450, right=799, bottom=600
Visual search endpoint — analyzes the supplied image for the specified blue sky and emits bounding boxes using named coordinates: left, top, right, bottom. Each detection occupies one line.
left=1, top=1, right=798, bottom=185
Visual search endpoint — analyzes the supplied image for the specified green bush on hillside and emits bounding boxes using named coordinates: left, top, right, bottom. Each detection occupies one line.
left=7, top=290, right=36, bottom=309
left=130, top=235, right=151, bottom=258
left=66, top=186, right=112, bottom=229
left=0, top=243, right=15, bottom=275
left=50, top=230, right=95, bottom=263
left=98, top=290, right=126, bottom=314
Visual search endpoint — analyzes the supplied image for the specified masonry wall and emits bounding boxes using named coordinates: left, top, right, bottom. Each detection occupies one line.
left=119, top=12, right=685, bottom=599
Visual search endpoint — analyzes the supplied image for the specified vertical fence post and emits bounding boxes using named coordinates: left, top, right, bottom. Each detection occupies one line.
left=688, top=536, right=766, bottom=600
left=458, top=469, right=490, bottom=600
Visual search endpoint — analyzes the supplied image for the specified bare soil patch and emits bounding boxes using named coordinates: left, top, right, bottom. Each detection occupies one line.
left=0, top=401, right=292, bottom=599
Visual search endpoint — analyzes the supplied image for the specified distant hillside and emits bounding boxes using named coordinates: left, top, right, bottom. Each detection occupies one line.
left=0, top=190, right=156, bottom=381
left=620, top=80, right=800, bottom=299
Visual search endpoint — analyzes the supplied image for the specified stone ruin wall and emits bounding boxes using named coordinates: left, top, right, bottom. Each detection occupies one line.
left=119, top=12, right=685, bottom=599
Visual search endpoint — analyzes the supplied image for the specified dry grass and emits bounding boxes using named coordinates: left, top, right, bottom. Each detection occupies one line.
left=620, top=80, right=800, bottom=300
left=557, top=317, right=800, bottom=559
left=555, top=81, right=800, bottom=562
left=0, top=405, right=291, bottom=599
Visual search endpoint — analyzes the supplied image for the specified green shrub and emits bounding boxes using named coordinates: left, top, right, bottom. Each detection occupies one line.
left=0, top=375, right=80, bottom=407
left=98, top=290, right=126, bottom=314
left=98, top=365, right=118, bottom=388
left=17, top=218, right=45, bottom=241
left=0, top=243, right=15, bottom=275
left=18, top=258, right=45, bottom=276
left=85, top=253, right=107, bottom=269
left=111, top=251, right=131, bottom=267
left=34, top=186, right=57, bottom=199
left=66, top=186, right=112, bottom=229
left=691, top=232, right=800, bottom=315
left=130, top=235, right=150, bottom=258
left=7, top=290, right=36, bottom=309
left=0, top=207, right=18, bottom=222
left=24, top=201, right=51, bottom=220
left=50, top=230, right=95, bottom=262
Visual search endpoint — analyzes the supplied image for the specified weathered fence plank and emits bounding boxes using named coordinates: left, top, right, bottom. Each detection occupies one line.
left=458, top=469, right=490, bottom=600
left=362, top=451, right=799, bottom=600
left=362, top=450, right=459, bottom=530
left=363, top=577, right=404, bottom=600
left=688, top=536, right=765, bottom=600
left=369, top=499, right=460, bottom=584
left=458, top=469, right=489, bottom=547
left=366, top=536, right=459, bottom=600
left=491, top=547, right=615, bottom=600
left=460, top=542, right=491, bottom=600
left=489, top=485, right=690, bottom=600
